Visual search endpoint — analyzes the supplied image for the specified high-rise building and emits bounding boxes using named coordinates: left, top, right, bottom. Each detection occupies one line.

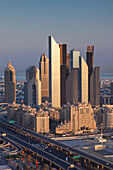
left=86, top=45, right=94, bottom=75
left=4, top=61, right=16, bottom=103
left=79, top=56, right=88, bottom=104
left=24, top=66, right=41, bottom=106
left=90, top=67, right=100, bottom=106
left=66, top=68, right=78, bottom=105
left=66, top=49, right=80, bottom=105
left=49, top=36, right=60, bottom=107
left=59, top=44, right=67, bottom=106
left=70, top=49, right=80, bottom=71
left=39, top=54, right=49, bottom=102
left=66, top=53, right=70, bottom=76
left=86, top=45, right=94, bottom=102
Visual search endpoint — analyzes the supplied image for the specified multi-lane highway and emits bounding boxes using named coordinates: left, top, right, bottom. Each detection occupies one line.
left=0, top=116, right=113, bottom=169
left=0, top=124, right=81, bottom=170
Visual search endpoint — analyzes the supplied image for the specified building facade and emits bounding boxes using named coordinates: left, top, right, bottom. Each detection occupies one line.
left=24, top=66, right=41, bottom=106
left=4, top=61, right=16, bottom=103
left=35, top=109, right=49, bottom=133
left=79, top=56, right=88, bottom=104
left=49, top=36, right=61, bottom=107
left=39, top=54, right=49, bottom=102
left=56, top=103, right=96, bottom=134
left=90, top=67, right=100, bottom=106
left=66, top=68, right=78, bottom=105
left=70, top=49, right=80, bottom=71
left=59, top=44, right=67, bottom=106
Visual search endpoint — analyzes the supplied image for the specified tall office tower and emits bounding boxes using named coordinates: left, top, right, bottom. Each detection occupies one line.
left=24, top=66, right=41, bottom=106
left=59, top=44, right=67, bottom=106
left=86, top=45, right=94, bottom=75
left=66, top=53, right=70, bottom=76
left=70, top=49, right=80, bottom=71
left=79, top=56, right=88, bottom=104
left=49, top=36, right=60, bottom=107
left=110, top=83, right=113, bottom=104
left=66, top=49, right=80, bottom=104
left=4, top=61, right=16, bottom=103
left=90, top=67, right=100, bottom=106
left=86, top=45, right=94, bottom=101
left=66, top=68, right=78, bottom=104
left=39, top=54, right=49, bottom=102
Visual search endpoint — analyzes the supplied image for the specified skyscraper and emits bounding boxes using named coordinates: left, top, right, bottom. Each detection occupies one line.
left=39, top=54, right=49, bottom=102
left=59, top=44, right=67, bottom=106
left=66, top=68, right=78, bottom=104
left=79, top=56, right=88, bottom=104
left=66, top=49, right=79, bottom=105
left=86, top=45, right=100, bottom=106
left=90, top=66, right=100, bottom=106
left=86, top=45, right=94, bottom=101
left=66, top=53, right=70, bottom=77
left=86, top=45, right=94, bottom=75
left=4, top=61, right=16, bottom=103
left=24, top=66, right=41, bottom=106
left=49, top=36, right=60, bottom=107
left=70, top=49, right=80, bottom=71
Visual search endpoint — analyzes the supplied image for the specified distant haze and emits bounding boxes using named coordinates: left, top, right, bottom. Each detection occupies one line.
left=0, top=0, right=113, bottom=74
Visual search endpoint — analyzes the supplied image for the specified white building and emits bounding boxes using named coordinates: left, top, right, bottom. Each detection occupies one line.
left=49, top=36, right=60, bottom=107
left=79, top=56, right=88, bottom=104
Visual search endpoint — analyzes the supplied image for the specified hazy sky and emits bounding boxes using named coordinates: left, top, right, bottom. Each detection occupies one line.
left=0, top=0, right=113, bottom=74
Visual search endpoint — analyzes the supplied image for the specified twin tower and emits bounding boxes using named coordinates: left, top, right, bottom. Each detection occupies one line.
left=4, top=36, right=100, bottom=107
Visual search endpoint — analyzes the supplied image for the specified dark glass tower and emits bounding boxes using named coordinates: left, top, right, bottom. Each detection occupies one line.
left=86, top=45, right=94, bottom=102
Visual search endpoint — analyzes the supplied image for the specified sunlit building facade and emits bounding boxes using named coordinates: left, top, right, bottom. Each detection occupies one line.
left=39, top=54, right=49, bottom=102
left=24, top=66, right=41, bottom=106
left=70, top=49, right=80, bottom=71
left=49, top=36, right=60, bottom=107
left=79, top=56, right=88, bottom=104
left=4, top=61, right=16, bottom=103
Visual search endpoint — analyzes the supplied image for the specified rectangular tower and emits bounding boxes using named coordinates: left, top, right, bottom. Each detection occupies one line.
left=49, top=36, right=60, bottom=107
left=79, top=56, right=88, bottom=104
left=59, top=44, right=67, bottom=106
left=70, top=49, right=80, bottom=71
left=86, top=45, right=94, bottom=102
left=39, top=54, right=49, bottom=102
left=90, top=66, right=100, bottom=106
left=66, top=68, right=78, bottom=104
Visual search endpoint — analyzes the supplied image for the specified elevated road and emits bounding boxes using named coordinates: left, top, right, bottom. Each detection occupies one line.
left=0, top=117, right=113, bottom=169
left=0, top=129, right=80, bottom=170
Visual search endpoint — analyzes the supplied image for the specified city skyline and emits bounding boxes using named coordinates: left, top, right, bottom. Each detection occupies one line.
left=0, top=0, right=113, bottom=74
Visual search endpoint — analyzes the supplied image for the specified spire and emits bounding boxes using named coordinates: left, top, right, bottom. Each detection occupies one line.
left=7, top=61, right=12, bottom=67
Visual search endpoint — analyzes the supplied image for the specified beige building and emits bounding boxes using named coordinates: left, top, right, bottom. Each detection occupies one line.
left=96, top=105, right=113, bottom=129
left=4, top=61, right=16, bottom=103
left=24, top=66, right=41, bottom=106
left=70, top=103, right=96, bottom=133
left=7, top=103, right=36, bottom=130
left=56, top=103, right=96, bottom=134
left=79, top=57, right=88, bottom=104
left=48, top=109, right=60, bottom=121
left=56, top=121, right=71, bottom=134
left=39, top=54, right=49, bottom=102
left=35, top=109, right=49, bottom=133
left=49, top=36, right=60, bottom=107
